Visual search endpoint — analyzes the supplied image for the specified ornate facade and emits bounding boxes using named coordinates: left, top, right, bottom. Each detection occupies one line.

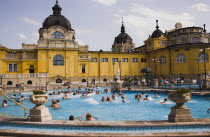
left=0, top=2, right=209, bottom=87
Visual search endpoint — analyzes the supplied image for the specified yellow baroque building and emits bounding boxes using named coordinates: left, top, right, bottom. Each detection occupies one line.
left=0, top=2, right=210, bottom=87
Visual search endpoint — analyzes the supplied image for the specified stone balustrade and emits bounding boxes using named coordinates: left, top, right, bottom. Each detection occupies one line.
left=2, top=73, right=48, bottom=78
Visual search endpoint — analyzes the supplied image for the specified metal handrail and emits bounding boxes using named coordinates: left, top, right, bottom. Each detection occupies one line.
left=0, top=93, right=30, bottom=117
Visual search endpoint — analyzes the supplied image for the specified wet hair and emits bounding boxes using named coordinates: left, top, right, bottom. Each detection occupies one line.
left=86, top=113, right=92, bottom=119
left=56, top=100, right=60, bottom=103
left=49, top=93, right=52, bottom=95
left=14, top=94, right=16, bottom=97
left=164, top=98, right=167, bottom=101
left=3, top=100, right=7, bottom=104
left=146, top=95, right=148, bottom=98
left=73, top=93, right=76, bottom=95
left=69, top=115, right=74, bottom=120
left=21, top=95, right=24, bottom=98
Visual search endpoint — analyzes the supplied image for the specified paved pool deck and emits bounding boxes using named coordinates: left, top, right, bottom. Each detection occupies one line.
left=0, top=118, right=210, bottom=136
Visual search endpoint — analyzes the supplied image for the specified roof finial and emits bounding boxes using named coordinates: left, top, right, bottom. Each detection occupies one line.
left=203, top=24, right=206, bottom=33
left=121, top=17, right=125, bottom=33
left=156, top=20, right=159, bottom=29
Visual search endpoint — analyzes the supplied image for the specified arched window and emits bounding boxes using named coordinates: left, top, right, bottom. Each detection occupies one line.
left=81, top=79, right=86, bottom=82
left=7, top=81, right=13, bottom=85
left=52, top=32, right=64, bottom=39
left=56, top=79, right=62, bottom=83
left=176, top=54, right=186, bottom=63
left=27, top=80, right=32, bottom=85
left=179, top=38, right=187, bottom=44
left=198, top=52, right=208, bottom=62
left=103, top=78, right=107, bottom=82
left=53, top=55, right=64, bottom=65
left=192, top=37, right=199, bottom=43
left=159, top=56, right=166, bottom=64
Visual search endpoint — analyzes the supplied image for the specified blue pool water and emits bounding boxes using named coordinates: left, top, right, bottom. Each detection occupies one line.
left=0, top=122, right=210, bottom=133
left=0, top=87, right=210, bottom=121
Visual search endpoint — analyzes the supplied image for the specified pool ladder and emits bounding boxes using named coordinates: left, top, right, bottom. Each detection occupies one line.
left=0, top=93, right=30, bottom=117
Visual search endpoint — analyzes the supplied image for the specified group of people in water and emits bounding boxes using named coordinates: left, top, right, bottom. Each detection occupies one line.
left=69, top=113, right=97, bottom=121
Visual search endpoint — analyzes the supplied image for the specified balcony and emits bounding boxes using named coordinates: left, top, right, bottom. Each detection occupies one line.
left=78, top=55, right=92, bottom=60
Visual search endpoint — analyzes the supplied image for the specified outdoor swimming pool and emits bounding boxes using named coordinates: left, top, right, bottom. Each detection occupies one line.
left=0, top=87, right=210, bottom=121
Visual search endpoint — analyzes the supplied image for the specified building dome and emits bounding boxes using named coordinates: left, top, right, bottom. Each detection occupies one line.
left=114, top=22, right=133, bottom=44
left=151, top=20, right=163, bottom=38
left=40, top=1, right=73, bottom=31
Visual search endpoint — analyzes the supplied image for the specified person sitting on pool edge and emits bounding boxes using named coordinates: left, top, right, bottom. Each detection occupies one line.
left=143, top=95, right=150, bottom=100
left=86, top=113, right=96, bottom=121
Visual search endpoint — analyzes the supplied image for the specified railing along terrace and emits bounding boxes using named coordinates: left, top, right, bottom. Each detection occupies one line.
left=2, top=73, right=48, bottom=78
left=5, top=54, right=37, bottom=60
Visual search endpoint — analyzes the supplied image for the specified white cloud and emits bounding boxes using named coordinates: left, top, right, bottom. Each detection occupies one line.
left=76, top=29, right=92, bottom=35
left=23, top=17, right=41, bottom=27
left=17, top=33, right=27, bottom=40
left=191, top=3, right=209, bottom=12
left=113, top=4, right=195, bottom=46
left=77, top=39, right=87, bottom=45
left=91, top=0, right=117, bottom=6
left=16, top=32, right=38, bottom=44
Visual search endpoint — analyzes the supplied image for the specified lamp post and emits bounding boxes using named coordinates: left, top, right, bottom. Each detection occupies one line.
left=152, top=57, right=158, bottom=78
left=195, top=60, right=200, bottom=77
left=199, top=46, right=209, bottom=91
left=112, top=62, right=115, bottom=80
left=157, top=60, right=162, bottom=76
left=119, top=60, right=121, bottom=80
left=0, top=74, right=2, bottom=86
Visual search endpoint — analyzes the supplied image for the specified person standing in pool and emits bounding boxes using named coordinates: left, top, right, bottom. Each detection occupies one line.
left=2, top=100, right=8, bottom=107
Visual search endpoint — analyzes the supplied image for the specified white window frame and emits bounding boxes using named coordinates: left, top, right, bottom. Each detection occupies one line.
left=132, top=58, right=138, bottom=62
left=92, top=58, right=97, bottom=62
left=8, top=63, right=18, bottom=72
left=122, top=58, right=128, bottom=62
left=176, top=54, right=186, bottom=63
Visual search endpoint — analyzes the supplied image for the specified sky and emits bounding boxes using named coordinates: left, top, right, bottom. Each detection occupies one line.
left=0, top=0, right=210, bottom=51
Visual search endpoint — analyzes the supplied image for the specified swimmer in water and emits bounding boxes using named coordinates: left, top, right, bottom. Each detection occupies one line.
left=106, top=96, right=112, bottom=102
left=155, top=93, right=159, bottom=98
left=143, top=95, right=149, bottom=100
left=2, top=100, right=8, bottom=107
left=112, top=94, right=116, bottom=99
left=118, top=91, right=123, bottom=95
left=63, top=93, right=70, bottom=99
left=101, top=96, right=106, bottom=102
left=161, top=98, right=168, bottom=104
